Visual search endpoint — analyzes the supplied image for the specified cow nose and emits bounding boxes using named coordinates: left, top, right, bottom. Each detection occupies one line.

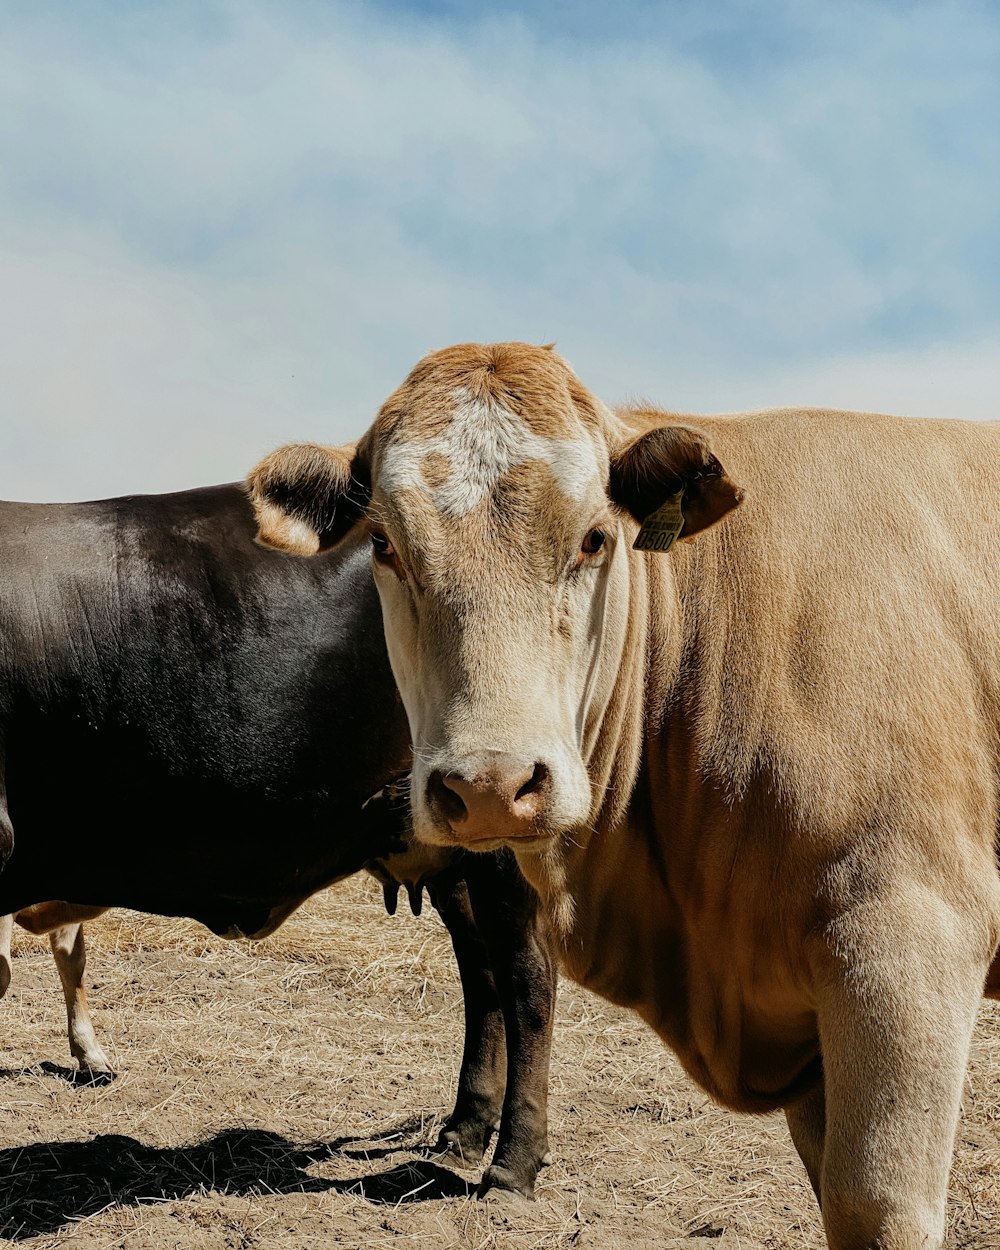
left=427, top=753, right=550, bottom=843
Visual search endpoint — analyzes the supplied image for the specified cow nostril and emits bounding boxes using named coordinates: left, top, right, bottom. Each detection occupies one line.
left=428, top=755, right=553, bottom=837
left=428, top=770, right=467, bottom=824
left=514, top=762, right=549, bottom=811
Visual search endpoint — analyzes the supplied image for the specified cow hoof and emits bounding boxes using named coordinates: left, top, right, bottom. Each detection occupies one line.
left=74, top=1050, right=116, bottom=1085
left=435, top=1129, right=485, bottom=1170
left=75, top=1066, right=116, bottom=1087
left=478, top=1165, right=535, bottom=1202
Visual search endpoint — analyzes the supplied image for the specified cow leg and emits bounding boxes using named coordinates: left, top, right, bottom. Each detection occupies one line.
left=812, top=895, right=988, bottom=1250
left=428, top=870, right=508, bottom=1170
left=785, top=1080, right=825, bottom=1201
left=0, top=786, right=13, bottom=998
left=48, top=924, right=113, bottom=1075
left=464, top=850, right=556, bottom=1200
left=0, top=914, right=12, bottom=998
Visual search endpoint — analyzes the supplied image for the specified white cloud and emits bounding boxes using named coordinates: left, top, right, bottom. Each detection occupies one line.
left=737, top=339, right=1000, bottom=423
left=0, top=0, right=996, bottom=500
left=560, top=325, right=1000, bottom=426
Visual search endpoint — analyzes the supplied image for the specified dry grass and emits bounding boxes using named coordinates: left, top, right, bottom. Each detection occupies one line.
left=0, top=877, right=996, bottom=1249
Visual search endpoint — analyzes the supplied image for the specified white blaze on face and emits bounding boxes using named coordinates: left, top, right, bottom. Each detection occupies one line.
left=378, top=390, right=601, bottom=516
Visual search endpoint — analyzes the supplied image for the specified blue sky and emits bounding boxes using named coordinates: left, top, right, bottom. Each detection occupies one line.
left=1, top=0, right=997, bottom=500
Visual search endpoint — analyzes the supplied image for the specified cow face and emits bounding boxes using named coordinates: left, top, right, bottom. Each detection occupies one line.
left=249, top=343, right=742, bottom=859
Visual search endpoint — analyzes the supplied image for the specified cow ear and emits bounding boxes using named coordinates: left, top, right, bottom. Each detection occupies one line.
left=247, top=442, right=371, bottom=555
left=609, top=425, right=743, bottom=546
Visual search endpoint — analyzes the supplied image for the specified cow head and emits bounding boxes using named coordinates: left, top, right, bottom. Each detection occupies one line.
left=249, top=343, right=742, bottom=867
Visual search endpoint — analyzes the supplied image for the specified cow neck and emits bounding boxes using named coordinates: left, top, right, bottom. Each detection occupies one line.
left=521, top=529, right=690, bottom=948
left=547, top=530, right=746, bottom=1029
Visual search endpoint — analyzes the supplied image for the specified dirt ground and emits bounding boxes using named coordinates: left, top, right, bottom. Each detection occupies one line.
left=0, top=877, right=995, bottom=1250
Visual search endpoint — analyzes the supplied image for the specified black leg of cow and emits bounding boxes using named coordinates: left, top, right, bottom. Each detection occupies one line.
left=428, top=870, right=508, bottom=1171
left=465, top=849, right=556, bottom=1201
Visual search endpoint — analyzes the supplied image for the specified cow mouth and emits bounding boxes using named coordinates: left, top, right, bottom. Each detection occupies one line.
left=448, top=828, right=555, bottom=852
left=412, top=805, right=557, bottom=853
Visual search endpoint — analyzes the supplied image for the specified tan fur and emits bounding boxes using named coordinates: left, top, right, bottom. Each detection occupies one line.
left=420, top=451, right=453, bottom=490
left=248, top=442, right=363, bottom=553
left=248, top=343, right=1000, bottom=1250
left=253, top=499, right=322, bottom=555
left=371, top=342, right=605, bottom=442
left=0, top=903, right=112, bottom=1074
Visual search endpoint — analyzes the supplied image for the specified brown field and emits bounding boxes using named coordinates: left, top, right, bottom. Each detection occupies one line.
left=0, top=877, right=996, bottom=1250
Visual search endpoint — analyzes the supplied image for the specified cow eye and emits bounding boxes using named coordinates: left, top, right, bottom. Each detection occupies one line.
left=371, top=531, right=394, bottom=558
left=581, top=528, right=606, bottom=555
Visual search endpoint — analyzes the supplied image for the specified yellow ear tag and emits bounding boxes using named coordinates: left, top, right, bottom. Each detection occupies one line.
left=633, top=488, right=685, bottom=553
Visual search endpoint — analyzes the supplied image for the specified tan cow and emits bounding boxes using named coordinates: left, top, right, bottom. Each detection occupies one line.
left=249, top=342, right=1000, bottom=1250
left=0, top=903, right=112, bottom=1075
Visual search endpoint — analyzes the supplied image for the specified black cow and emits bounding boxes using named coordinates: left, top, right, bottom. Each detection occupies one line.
left=0, top=484, right=553, bottom=1198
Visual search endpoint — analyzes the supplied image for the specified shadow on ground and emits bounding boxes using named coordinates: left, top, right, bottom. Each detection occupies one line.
left=0, top=1120, right=474, bottom=1240
left=0, top=1063, right=116, bottom=1088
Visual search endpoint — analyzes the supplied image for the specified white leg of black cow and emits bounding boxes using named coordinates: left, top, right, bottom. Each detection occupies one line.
left=785, top=1080, right=825, bottom=1202
left=0, top=914, right=12, bottom=999
left=49, top=923, right=113, bottom=1075
left=814, top=894, right=988, bottom=1250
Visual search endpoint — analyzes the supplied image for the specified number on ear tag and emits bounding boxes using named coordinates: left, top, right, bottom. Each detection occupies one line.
left=633, top=489, right=685, bottom=553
